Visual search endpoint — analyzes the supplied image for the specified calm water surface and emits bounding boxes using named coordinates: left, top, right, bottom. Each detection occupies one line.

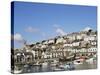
left=20, top=61, right=97, bottom=73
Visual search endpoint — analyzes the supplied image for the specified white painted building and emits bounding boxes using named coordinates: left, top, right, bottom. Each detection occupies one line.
left=56, top=37, right=64, bottom=44
left=63, top=43, right=72, bottom=47
left=42, top=52, right=47, bottom=58
left=42, top=40, right=48, bottom=45
left=76, top=34, right=83, bottom=40
left=52, top=46, right=56, bottom=49
left=35, top=45, right=39, bottom=48
left=62, top=39, right=67, bottom=43
left=84, top=35, right=96, bottom=41
left=67, top=35, right=76, bottom=41
left=72, top=42, right=80, bottom=47
left=91, top=41, right=97, bottom=46
left=88, top=47, right=97, bottom=52
left=41, top=45, right=47, bottom=49
left=48, top=39, right=54, bottom=44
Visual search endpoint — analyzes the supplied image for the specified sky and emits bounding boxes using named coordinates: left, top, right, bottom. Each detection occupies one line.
left=12, top=1, right=97, bottom=48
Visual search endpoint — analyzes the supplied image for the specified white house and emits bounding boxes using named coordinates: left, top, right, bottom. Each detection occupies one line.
left=29, top=50, right=35, bottom=58
left=38, top=43, right=42, bottom=47
left=48, top=39, right=54, bottom=44
left=42, top=52, right=47, bottom=58
left=72, top=42, right=80, bottom=47
left=42, top=40, right=48, bottom=45
left=62, top=39, right=67, bottom=43
left=51, top=45, right=56, bottom=49
left=76, top=34, right=82, bottom=40
left=84, top=35, right=96, bottom=41
left=80, top=48, right=87, bottom=53
left=41, top=45, right=47, bottom=49
left=63, top=43, right=72, bottom=47
left=67, top=35, right=76, bottom=41
left=35, top=45, right=39, bottom=48
left=80, top=41, right=90, bottom=47
left=56, top=37, right=64, bottom=44
left=91, top=41, right=97, bottom=46
left=88, top=47, right=97, bottom=52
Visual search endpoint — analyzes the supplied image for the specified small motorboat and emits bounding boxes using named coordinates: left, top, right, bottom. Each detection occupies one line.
left=59, top=64, right=71, bottom=70
left=24, top=64, right=29, bottom=68
left=59, top=63, right=75, bottom=70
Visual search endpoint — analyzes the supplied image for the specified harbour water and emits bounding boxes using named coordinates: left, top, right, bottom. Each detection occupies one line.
left=18, top=60, right=97, bottom=74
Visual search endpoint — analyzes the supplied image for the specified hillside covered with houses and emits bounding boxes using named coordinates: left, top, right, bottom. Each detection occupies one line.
left=12, top=27, right=97, bottom=66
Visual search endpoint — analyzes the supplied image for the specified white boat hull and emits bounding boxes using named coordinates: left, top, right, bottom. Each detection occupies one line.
left=13, top=70, right=23, bottom=74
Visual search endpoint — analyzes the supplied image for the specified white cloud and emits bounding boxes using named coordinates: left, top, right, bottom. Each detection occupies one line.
left=56, top=28, right=66, bottom=35
left=25, top=26, right=39, bottom=33
left=53, top=24, right=67, bottom=36
left=82, top=27, right=92, bottom=31
left=13, top=33, right=25, bottom=43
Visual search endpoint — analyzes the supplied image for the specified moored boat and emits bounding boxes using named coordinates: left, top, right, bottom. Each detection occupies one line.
left=13, top=66, right=23, bottom=74
left=74, top=59, right=84, bottom=65
left=13, top=69, right=23, bottom=74
left=33, top=62, right=42, bottom=66
left=52, top=67, right=64, bottom=71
